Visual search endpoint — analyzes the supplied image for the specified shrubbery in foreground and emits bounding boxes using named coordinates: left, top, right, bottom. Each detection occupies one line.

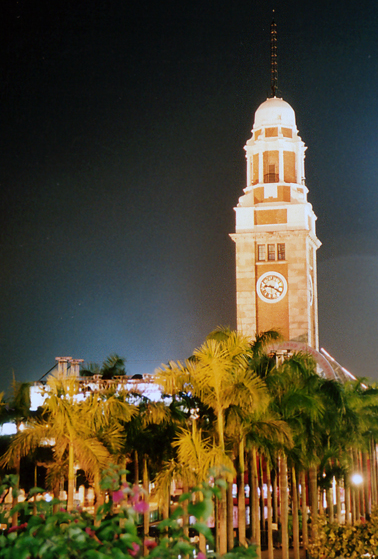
left=0, top=466, right=257, bottom=559
left=308, top=510, right=378, bottom=558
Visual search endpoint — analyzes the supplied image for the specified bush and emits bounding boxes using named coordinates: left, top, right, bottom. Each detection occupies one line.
left=0, top=466, right=257, bottom=559
left=308, top=510, right=378, bottom=558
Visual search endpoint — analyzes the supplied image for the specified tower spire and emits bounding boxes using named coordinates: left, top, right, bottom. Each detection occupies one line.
left=270, top=14, right=278, bottom=97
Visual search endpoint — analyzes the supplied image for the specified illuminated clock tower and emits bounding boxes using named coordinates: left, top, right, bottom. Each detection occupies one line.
left=231, top=95, right=321, bottom=348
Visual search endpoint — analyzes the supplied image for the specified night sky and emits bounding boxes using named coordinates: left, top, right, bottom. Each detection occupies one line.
left=1, top=0, right=378, bottom=393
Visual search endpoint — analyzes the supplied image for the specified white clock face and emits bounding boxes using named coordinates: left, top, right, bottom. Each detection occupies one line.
left=256, top=271, right=287, bottom=303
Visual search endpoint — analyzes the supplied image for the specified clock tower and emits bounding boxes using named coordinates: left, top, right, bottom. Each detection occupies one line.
left=231, top=96, right=321, bottom=348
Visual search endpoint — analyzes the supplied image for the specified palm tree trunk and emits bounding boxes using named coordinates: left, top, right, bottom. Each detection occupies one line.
left=345, top=478, right=351, bottom=525
left=291, top=467, right=300, bottom=559
left=11, top=453, right=20, bottom=527
left=248, top=451, right=253, bottom=539
left=67, top=441, right=75, bottom=511
left=251, top=448, right=261, bottom=556
left=326, top=486, right=334, bottom=522
left=259, top=456, right=264, bottom=545
left=300, top=471, right=308, bottom=548
left=215, top=410, right=227, bottom=556
left=94, top=470, right=104, bottom=517
left=53, top=478, right=60, bottom=514
left=162, top=484, right=169, bottom=521
left=319, top=488, right=324, bottom=515
left=266, top=463, right=274, bottom=559
left=370, top=439, right=377, bottom=508
left=279, top=453, right=289, bottom=559
left=143, top=456, right=150, bottom=555
left=217, top=486, right=228, bottom=555
left=272, top=469, right=278, bottom=524
left=220, top=486, right=228, bottom=555
left=362, top=451, right=370, bottom=518
left=227, top=478, right=234, bottom=550
left=336, top=477, right=342, bottom=524
left=237, top=467, right=246, bottom=546
left=309, top=465, right=318, bottom=540
left=355, top=450, right=362, bottom=520
left=351, top=485, right=357, bottom=525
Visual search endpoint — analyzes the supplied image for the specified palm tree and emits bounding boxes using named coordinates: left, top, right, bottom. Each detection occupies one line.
left=156, top=329, right=270, bottom=555
left=80, top=354, right=127, bottom=379
left=0, top=373, right=136, bottom=511
left=262, top=352, right=326, bottom=559
left=336, top=380, right=378, bottom=522
left=3, top=379, right=32, bottom=525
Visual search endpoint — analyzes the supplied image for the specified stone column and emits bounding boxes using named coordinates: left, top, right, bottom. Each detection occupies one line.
left=55, top=357, right=72, bottom=376
left=70, top=358, right=84, bottom=378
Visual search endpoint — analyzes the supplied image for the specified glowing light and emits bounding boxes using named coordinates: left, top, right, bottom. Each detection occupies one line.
left=0, top=423, right=17, bottom=436
left=351, top=473, right=363, bottom=485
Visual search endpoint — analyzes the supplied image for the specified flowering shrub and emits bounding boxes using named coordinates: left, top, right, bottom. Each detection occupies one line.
left=308, top=510, right=378, bottom=558
left=0, top=465, right=257, bottom=559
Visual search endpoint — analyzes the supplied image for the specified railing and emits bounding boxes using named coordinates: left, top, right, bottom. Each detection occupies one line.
left=263, top=173, right=279, bottom=183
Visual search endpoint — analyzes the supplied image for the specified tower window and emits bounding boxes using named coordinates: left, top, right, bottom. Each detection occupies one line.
left=282, top=127, right=293, bottom=138
left=277, top=244, right=285, bottom=260
left=284, top=151, right=296, bottom=183
left=268, top=244, right=275, bottom=261
left=257, top=245, right=266, bottom=261
left=263, top=151, right=279, bottom=183
left=265, top=127, right=278, bottom=137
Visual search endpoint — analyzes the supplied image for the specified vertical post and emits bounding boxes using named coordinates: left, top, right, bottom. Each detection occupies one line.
left=70, top=359, right=84, bottom=378
left=55, top=357, right=72, bottom=376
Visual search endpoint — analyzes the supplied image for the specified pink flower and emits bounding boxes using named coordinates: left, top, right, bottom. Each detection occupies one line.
left=130, top=485, right=141, bottom=504
left=197, top=553, right=206, bottom=559
left=85, top=526, right=96, bottom=537
left=144, top=539, right=157, bottom=550
left=112, top=489, right=124, bottom=503
left=7, top=523, right=27, bottom=534
left=129, top=542, right=140, bottom=557
left=134, top=500, right=149, bottom=513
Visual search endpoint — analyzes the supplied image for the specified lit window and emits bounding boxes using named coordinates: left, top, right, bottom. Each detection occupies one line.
left=277, top=244, right=285, bottom=260
left=257, top=245, right=266, bottom=261
left=268, top=244, right=275, bottom=261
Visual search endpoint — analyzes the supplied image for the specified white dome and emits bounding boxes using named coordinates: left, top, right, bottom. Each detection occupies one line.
left=254, top=97, right=296, bottom=128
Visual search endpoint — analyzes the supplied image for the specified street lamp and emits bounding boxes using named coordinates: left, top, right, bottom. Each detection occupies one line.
left=350, top=473, right=363, bottom=486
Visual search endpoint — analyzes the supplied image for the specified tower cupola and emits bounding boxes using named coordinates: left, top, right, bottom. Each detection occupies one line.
left=238, top=94, right=309, bottom=227
left=254, top=97, right=296, bottom=128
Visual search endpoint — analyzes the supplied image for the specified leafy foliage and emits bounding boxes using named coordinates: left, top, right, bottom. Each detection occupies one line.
left=0, top=464, right=257, bottom=559
left=308, top=509, right=378, bottom=558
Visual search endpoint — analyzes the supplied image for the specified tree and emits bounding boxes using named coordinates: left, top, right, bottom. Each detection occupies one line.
left=0, top=373, right=136, bottom=510
left=80, top=354, right=127, bottom=379
left=262, top=352, right=326, bottom=559
left=156, top=329, right=270, bottom=555
left=3, top=379, right=32, bottom=525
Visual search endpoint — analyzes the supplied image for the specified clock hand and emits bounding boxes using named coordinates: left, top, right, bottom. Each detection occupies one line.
left=265, top=283, right=282, bottom=293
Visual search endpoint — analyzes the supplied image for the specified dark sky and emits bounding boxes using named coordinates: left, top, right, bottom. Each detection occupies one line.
left=1, top=0, right=378, bottom=392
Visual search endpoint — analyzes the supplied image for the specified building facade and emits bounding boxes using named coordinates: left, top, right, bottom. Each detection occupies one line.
left=231, top=97, right=321, bottom=348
